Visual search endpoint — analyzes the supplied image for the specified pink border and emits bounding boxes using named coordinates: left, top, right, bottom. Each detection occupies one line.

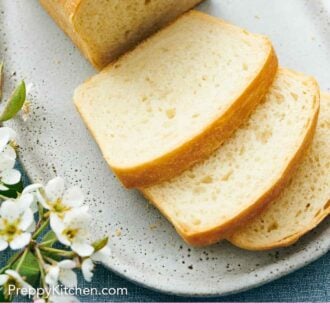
left=1, top=303, right=328, bottom=329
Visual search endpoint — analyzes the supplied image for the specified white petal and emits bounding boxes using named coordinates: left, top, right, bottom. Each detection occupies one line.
left=0, top=274, right=9, bottom=285
left=1, top=169, right=21, bottom=185
left=19, top=208, right=34, bottom=231
left=92, top=246, right=111, bottom=263
left=58, top=259, right=76, bottom=269
left=45, top=265, right=60, bottom=287
left=50, top=215, right=70, bottom=246
left=45, top=177, right=65, bottom=202
left=82, top=258, right=94, bottom=282
left=36, top=190, right=51, bottom=209
left=0, top=154, right=15, bottom=172
left=17, top=194, right=33, bottom=212
left=0, top=238, right=9, bottom=251
left=0, top=200, right=20, bottom=220
left=5, top=269, right=22, bottom=280
left=2, top=145, right=16, bottom=160
left=22, top=183, right=43, bottom=194
left=0, top=127, right=16, bottom=141
left=59, top=269, right=77, bottom=288
left=71, top=241, right=94, bottom=257
left=0, top=183, right=9, bottom=191
left=9, top=233, right=31, bottom=250
left=0, top=136, right=9, bottom=154
left=63, top=206, right=90, bottom=227
left=0, top=128, right=16, bottom=153
left=26, top=219, right=36, bottom=233
left=62, top=187, right=84, bottom=208
left=50, top=213, right=64, bottom=233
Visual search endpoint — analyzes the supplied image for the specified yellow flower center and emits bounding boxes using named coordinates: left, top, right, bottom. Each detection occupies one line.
left=51, top=199, right=70, bottom=218
left=3, top=277, right=21, bottom=300
left=63, top=227, right=78, bottom=241
left=0, top=219, right=21, bottom=242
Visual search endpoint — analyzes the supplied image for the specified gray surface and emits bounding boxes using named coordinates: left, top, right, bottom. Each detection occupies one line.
left=0, top=0, right=329, bottom=297
left=1, top=169, right=328, bottom=302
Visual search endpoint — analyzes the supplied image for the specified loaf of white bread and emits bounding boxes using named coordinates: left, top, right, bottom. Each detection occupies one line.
left=228, top=93, right=330, bottom=250
left=143, top=69, right=320, bottom=246
left=74, top=11, right=277, bottom=188
left=42, top=3, right=328, bottom=248
left=39, top=0, right=204, bottom=69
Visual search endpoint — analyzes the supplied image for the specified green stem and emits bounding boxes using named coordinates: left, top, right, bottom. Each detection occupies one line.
left=38, top=238, right=57, bottom=247
left=34, top=247, right=46, bottom=287
left=43, top=255, right=57, bottom=265
left=15, top=248, right=29, bottom=273
left=0, top=249, right=25, bottom=274
left=39, top=246, right=75, bottom=258
left=32, top=218, right=50, bottom=240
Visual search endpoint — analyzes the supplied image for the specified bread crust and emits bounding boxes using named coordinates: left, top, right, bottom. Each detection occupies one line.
left=39, top=0, right=205, bottom=69
left=74, top=11, right=278, bottom=188
left=143, top=71, right=320, bottom=246
left=227, top=93, right=330, bottom=251
left=39, top=0, right=92, bottom=64
left=113, top=13, right=278, bottom=187
left=228, top=208, right=329, bottom=251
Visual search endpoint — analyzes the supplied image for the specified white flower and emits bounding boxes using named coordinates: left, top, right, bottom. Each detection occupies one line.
left=82, top=245, right=111, bottom=282
left=51, top=207, right=94, bottom=257
left=45, top=259, right=77, bottom=288
left=22, top=183, right=43, bottom=213
left=0, top=269, right=34, bottom=297
left=0, top=144, right=20, bottom=191
left=36, top=177, right=85, bottom=224
left=0, top=194, right=35, bottom=251
left=0, top=127, right=16, bottom=154
left=81, top=258, right=94, bottom=282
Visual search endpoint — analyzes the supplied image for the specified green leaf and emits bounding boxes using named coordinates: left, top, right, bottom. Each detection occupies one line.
left=12, top=251, right=40, bottom=287
left=92, top=237, right=108, bottom=252
left=0, top=61, right=4, bottom=102
left=41, top=230, right=57, bottom=247
left=0, top=80, right=26, bottom=122
left=0, top=179, right=24, bottom=198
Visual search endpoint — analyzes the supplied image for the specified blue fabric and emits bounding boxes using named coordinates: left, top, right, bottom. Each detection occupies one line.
left=0, top=165, right=329, bottom=302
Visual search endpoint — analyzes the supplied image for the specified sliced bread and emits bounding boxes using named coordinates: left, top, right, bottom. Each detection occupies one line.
left=228, top=93, right=330, bottom=251
left=142, top=69, right=320, bottom=246
left=40, top=0, right=204, bottom=69
left=74, top=11, right=277, bottom=188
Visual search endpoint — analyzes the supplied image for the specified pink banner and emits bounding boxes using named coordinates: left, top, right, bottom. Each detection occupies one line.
left=0, top=303, right=328, bottom=329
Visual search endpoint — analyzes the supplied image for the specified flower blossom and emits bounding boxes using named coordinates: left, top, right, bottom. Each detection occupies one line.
left=0, top=194, right=35, bottom=251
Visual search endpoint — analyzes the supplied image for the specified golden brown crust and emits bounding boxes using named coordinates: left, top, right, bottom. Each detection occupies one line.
left=227, top=93, right=330, bottom=251
left=74, top=10, right=278, bottom=188
left=228, top=208, right=329, bottom=251
left=143, top=74, right=320, bottom=247
left=40, top=1, right=205, bottom=69
left=39, top=0, right=95, bottom=66
left=115, top=44, right=278, bottom=188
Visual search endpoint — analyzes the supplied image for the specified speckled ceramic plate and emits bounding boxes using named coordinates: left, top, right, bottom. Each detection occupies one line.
left=1, top=0, right=329, bottom=297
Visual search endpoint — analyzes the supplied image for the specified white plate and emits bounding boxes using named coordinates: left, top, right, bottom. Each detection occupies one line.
left=1, top=0, right=329, bottom=297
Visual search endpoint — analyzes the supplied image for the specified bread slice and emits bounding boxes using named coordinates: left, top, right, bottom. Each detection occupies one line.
left=142, top=69, right=320, bottom=246
left=39, top=0, right=204, bottom=69
left=74, top=11, right=278, bottom=188
left=228, top=93, right=330, bottom=251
